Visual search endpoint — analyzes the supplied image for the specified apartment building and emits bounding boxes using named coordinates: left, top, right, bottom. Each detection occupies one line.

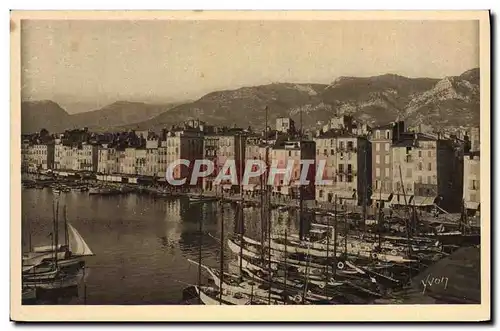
left=27, top=143, right=55, bottom=171
left=314, top=131, right=371, bottom=206
left=269, top=139, right=316, bottom=200
left=145, top=138, right=159, bottom=177
left=97, top=145, right=120, bottom=174
left=211, top=131, right=245, bottom=192
left=391, top=133, right=462, bottom=211
left=164, top=129, right=204, bottom=185
left=202, top=135, right=219, bottom=191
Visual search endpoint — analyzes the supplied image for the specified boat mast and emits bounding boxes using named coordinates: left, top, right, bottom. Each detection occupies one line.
left=239, top=134, right=244, bottom=276
left=398, top=165, right=412, bottom=283
left=219, top=183, right=224, bottom=304
left=54, top=199, right=59, bottom=268
left=333, top=195, right=338, bottom=278
left=301, top=240, right=310, bottom=304
left=378, top=177, right=384, bottom=248
left=284, top=216, right=288, bottom=304
left=325, top=207, right=330, bottom=297
left=363, top=143, right=367, bottom=233
left=198, top=202, right=203, bottom=303
left=299, top=110, right=304, bottom=241
left=64, top=204, right=69, bottom=248
left=344, top=206, right=348, bottom=259
left=265, top=105, right=272, bottom=305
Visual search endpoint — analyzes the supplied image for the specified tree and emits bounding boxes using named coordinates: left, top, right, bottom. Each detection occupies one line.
left=40, top=128, right=49, bottom=137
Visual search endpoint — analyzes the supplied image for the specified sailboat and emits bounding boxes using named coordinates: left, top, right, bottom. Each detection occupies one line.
left=23, top=203, right=94, bottom=290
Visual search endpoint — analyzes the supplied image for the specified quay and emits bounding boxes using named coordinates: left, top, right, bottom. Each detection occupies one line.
left=22, top=172, right=479, bottom=230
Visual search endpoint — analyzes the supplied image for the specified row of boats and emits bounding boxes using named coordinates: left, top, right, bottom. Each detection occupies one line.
left=185, top=223, right=453, bottom=305
left=182, top=181, right=479, bottom=305
left=22, top=203, right=94, bottom=303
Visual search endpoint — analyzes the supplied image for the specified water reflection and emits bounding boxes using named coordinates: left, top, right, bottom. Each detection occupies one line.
left=22, top=189, right=309, bottom=304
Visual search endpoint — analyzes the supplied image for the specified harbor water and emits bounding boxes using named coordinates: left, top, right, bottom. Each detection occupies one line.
left=22, top=188, right=308, bottom=305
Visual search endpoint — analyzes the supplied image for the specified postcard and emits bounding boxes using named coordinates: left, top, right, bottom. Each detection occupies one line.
left=10, top=10, right=490, bottom=322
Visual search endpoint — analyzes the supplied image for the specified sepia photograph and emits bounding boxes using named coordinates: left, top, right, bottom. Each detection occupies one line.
left=10, top=10, right=490, bottom=322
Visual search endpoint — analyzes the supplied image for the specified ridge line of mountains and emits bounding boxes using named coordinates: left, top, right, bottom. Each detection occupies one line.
left=21, top=68, right=479, bottom=134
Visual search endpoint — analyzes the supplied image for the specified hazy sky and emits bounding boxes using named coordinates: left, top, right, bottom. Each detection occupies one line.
left=21, top=20, right=479, bottom=111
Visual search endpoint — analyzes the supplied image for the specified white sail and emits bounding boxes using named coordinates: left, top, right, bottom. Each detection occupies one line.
left=68, top=223, right=94, bottom=256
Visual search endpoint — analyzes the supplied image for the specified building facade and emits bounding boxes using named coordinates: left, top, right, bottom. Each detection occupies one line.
left=391, top=133, right=462, bottom=211
left=463, top=151, right=480, bottom=214
left=370, top=121, right=405, bottom=207
left=314, top=132, right=371, bottom=206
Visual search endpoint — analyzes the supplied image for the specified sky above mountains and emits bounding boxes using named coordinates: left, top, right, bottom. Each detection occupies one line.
left=21, top=19, right=479, bottom=112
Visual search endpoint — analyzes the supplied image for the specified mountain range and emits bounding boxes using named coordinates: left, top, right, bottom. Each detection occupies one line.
left=21, top=68, right=480, bottom=134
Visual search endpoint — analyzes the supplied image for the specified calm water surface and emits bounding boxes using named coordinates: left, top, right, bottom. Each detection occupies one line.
left=22, top=189, right=304, bottom=304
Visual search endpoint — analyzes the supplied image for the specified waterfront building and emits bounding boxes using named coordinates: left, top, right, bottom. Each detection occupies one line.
left=314, top=131, right=371, bottom=206
left=370, top=121, right=405, bottom=208
left=27, top=143, right=55, bottom=172
left=78, top=143, right=98, bottom=172
left=202, top=135, right=219, bottom=191
left=164, top=128, right=204, bottom=186
left=21, top=141, right=30, bottom=172
left=211, top=130, right=245, bottom=192
left=269, top=139, right=316, bottom=200
left=391, top=132, right=463, bottom=212
left=463, top=127, right=480, bottom=215
left=97, top=145, right=119, bottom=174
left=463, top=151, right=480, bottom=215
left=144, top=138, right=159, bottom=177
left=157, top=140, right=168, bottom=179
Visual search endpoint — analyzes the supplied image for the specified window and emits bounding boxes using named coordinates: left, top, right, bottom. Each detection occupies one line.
left=428, top=163, right=432, bottom=171
left=385, top=155, right=390, bottom=164
left=376, top=143, right=380, bottom=152
left=319, top=190, right=324, bottom=198
left=385, top=143, right=390, bottom=152
left=376, top=167, right=380, bottom=177
left=376, top=155, right=380, bottom=164
left=376, top=130, right=381, bottom=139
left=347, top=141, right=354, bottom=151
left=339, top=142, right=345, bottom=150
left=385, top=168, right=390, bottom=177
left=418, top=162, right=423, bottom=171
left=339, top=164, right=344, bottom=173
left=289, top=151, right=292, bottom=157
left=428, top=151, right=432, bottom=157
left=418, top=176, right=422, bottom=183
left=375, top=180, right=379, bottom=190
left=331, top=149, right=334, bottom=155
left=323, top=149, right=327, bottom=155
left=347, top=164, right=352, bottom=173
left=386, top=130, right=390, bottom=139
left=418, top=151, right=422, bottom=158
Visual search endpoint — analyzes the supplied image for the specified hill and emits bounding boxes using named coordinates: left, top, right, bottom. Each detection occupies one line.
left=70, top=101, right=179, bottom=131
left=21, top=68, right=480, bottom=134
left=127, top=83, right=328, bottom=131
left=403, top=69, right=480, bottom=128
left=21, top=100, right=73, bottom=134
